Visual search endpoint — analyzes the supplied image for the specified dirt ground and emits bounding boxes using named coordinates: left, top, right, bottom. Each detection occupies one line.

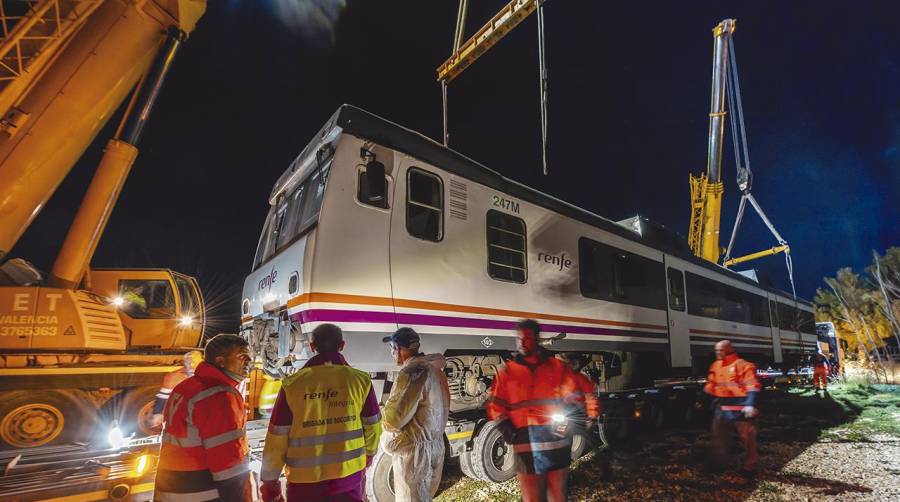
left=435, top=384, right=900, bottom=502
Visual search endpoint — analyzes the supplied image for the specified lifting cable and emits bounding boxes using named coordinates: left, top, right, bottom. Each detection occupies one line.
left=440, top=0, right=551, bottom=175
left=537, top=2, right=549, bottom=175
left=443, top=0, right=468, bottom=146
left=721, top=39, right=797, bottom=297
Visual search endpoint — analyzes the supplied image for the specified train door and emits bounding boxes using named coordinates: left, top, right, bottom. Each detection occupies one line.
left=663, top=256, right=691, bottom=368
left=768, top=297, right=783, bottom=363
left=388, top=159, right=447, bottom=315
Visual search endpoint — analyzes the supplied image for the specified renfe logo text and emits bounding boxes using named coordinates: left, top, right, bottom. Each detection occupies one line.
left=537, top=252, right=573, bottom=271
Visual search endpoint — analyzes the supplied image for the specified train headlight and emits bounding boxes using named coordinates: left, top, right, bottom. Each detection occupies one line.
left=112, top=296, right=125, bottom=307
left=179, top=316, right=193, bottom=327
left=551, top=413, right=566, bottom=423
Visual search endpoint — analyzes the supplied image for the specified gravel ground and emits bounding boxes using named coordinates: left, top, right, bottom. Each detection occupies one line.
left=435, top=384, right=900, bottom=502
left=747, top=437, right=900, bottom=502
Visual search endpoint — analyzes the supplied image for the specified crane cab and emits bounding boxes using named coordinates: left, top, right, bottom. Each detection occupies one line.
left=90, top=269, right=204, bottom=349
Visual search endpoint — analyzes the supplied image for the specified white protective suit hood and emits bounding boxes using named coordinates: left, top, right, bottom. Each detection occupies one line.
left=381, top=353, right=450, bottom=453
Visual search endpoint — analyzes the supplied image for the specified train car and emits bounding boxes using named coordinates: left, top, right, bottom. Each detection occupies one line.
left=240, top=105, right=816, bottom=497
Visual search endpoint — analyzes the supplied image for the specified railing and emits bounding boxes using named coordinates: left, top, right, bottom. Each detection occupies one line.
left=0, top=0, right=101, bottom=94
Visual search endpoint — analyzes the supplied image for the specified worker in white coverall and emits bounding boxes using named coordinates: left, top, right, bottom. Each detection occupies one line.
left=381, top=327, right=451, bottom=502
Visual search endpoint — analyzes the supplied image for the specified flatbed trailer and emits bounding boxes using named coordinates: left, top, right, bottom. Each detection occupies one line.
left=0, top=438, right=160, bottom=501
left=0, top=368, right=809, bottom=502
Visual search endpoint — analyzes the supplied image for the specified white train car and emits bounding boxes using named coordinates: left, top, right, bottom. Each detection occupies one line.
left=240, top=105, right=816, bottom=493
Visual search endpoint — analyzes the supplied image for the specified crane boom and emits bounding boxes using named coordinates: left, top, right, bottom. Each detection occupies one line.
left=688, top=18, right=735, bottom=264
left=0, top=0, right=205, bottom=260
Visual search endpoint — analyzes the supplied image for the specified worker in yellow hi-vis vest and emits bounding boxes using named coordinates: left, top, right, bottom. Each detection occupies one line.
left=260, top=324, right=381, bottom=502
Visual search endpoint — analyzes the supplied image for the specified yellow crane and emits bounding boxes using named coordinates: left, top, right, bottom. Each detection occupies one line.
left=688, top=19, right=794, bottom=294
left=0, top=0, right=208, bottom=450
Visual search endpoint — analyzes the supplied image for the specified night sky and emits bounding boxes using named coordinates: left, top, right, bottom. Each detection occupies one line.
left=11, top=1, right=899, bottom=331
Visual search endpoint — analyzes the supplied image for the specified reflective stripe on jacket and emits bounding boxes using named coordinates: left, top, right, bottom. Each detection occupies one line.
left=154, top=362, right=251, bottom=502
left=260, top=352, right=382, bottom=496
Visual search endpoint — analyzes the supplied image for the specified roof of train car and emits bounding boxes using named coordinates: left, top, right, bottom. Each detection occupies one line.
left=306, top=104, right=810, bottom=307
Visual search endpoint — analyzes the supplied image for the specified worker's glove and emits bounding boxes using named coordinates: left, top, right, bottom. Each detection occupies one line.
left=742, top=406, right=759, bottom=419
left=260, top=480, right=284, bottom=502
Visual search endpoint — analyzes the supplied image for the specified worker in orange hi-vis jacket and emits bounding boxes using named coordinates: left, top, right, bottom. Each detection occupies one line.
left=813, top=351, right=830, bottom=395
left=704, top=340, right=762, bottom=477
left=487, top=319, right=587, bottom=502
left=154, top=334, right=254, bottom=502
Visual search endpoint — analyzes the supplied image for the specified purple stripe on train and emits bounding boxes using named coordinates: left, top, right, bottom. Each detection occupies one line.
left=293, top=309, right=669, bottom=339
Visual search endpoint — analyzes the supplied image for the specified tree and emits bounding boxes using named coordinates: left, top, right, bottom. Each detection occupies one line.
left=814, top=250, right=897, bottom=364
left=868, top=247, right=900, bottom=351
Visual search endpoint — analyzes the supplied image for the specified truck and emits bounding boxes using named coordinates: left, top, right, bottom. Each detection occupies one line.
left=0, top=0, right=208, bottom=450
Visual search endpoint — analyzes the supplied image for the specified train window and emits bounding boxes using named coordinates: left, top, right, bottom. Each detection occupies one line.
left=406, top=168, right=443, bottom=241
left=797, top=309, right=816, bottom=335
left=578, top=237, right=666, bottom=309
left=299, top=166, right=329, bottom=230
left=667, top=268, right=685, bottom=311
left=685, top=272, right=769, bottom=326
left=252, top=215, right=272, bottom=269
left=358, top=169, right=388, bottom=209
left=251, top=163, right=333, bottom=270
left=487, top=210, right=527, bottom=283
left=777, top=302, right=797, bottom=331
left=277, top=186, right=306, bottom=249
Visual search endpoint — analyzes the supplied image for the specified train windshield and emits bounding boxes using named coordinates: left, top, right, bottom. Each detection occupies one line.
left=253, top=161, right=332, bottom=270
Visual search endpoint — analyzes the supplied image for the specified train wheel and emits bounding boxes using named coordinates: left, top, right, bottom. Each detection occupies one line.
left=470, top=420, right=516, bottom=483
left=0, top=391, right=94, bottom=449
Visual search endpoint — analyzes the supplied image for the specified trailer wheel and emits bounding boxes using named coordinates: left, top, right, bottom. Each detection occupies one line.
left=598, top=412, right=630, bottom=448
left=365, top=450, right=442, bottom=501
left=365, top=450, right=396, bottom=502
left=470, top=420, right=516, bottom=483
left=647, top=402, right=665, bottom=430
left=0, top=391, right=95, bottom=449
left=458, top=447, right=479, bottom=479
left=121, top=386, right=160, bottom=437
left=570, top=432, right=590, bottom=460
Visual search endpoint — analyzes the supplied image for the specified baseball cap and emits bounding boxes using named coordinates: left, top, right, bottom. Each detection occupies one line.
left=382, top=327, right=421, bottom=349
